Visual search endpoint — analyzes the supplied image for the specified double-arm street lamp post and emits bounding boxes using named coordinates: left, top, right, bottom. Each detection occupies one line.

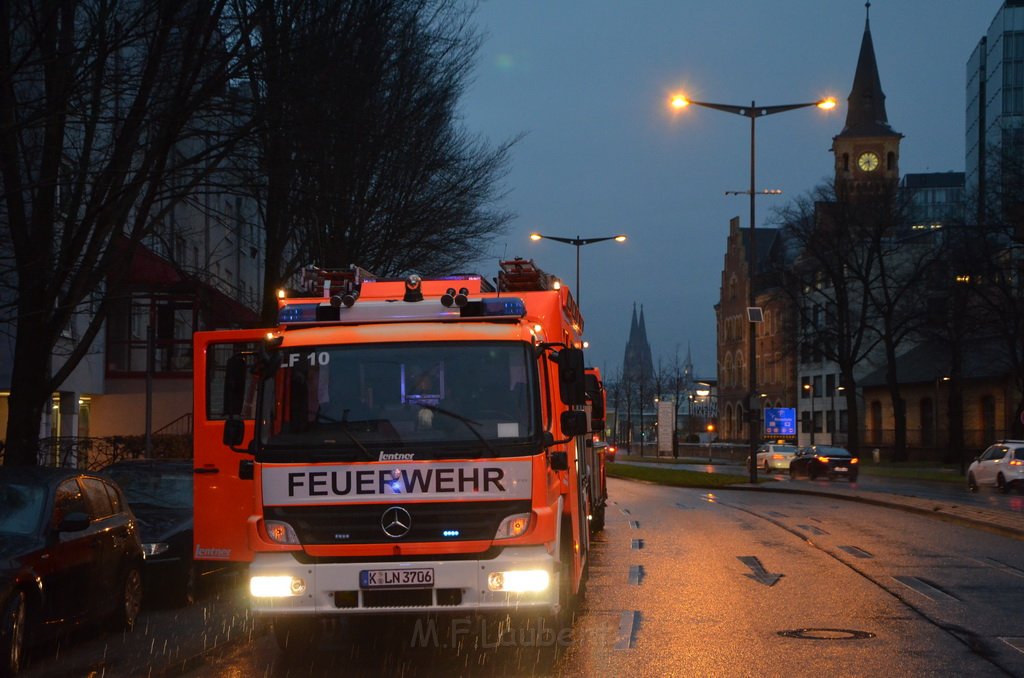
left=529, top=233, right=627, bottom=308
left=669, top=93, right=836, bottom=484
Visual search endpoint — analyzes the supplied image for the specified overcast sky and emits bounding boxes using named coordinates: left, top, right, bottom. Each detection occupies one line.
left=459, top=0, right=1001, bottom=382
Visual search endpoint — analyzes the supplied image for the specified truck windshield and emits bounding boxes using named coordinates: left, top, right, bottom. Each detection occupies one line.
left=256, top=341, right=538, bottom=459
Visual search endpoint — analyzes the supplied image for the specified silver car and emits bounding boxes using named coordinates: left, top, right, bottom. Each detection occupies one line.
left=755, top=443, right=799, bottom=472
left=968, top=441, right=1024, bottom=493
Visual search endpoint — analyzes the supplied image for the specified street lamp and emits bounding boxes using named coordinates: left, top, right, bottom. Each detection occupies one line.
left=669, top=92, right=836, bottom=484
left=803, top=382, right=815, bottom=446
left=529, top=233, right=627, bottom=308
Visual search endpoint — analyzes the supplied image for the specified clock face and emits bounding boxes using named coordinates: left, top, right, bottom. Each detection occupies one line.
left=858, top=152, right=880, bottom=172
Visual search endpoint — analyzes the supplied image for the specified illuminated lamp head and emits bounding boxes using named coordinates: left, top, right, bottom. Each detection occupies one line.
left=404, top=275, right=423, bottom=302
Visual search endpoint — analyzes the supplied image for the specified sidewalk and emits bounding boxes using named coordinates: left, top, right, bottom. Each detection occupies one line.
left=615, top=457, right=1024, bottom=541
left=738, top=481, right=1024, bottom=542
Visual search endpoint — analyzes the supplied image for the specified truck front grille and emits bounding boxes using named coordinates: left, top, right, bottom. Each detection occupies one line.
left=266, top=500, right=530, bottom=545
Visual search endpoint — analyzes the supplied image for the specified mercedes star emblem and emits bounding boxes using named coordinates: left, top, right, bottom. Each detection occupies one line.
left=381, top=506, right=412, bottom=538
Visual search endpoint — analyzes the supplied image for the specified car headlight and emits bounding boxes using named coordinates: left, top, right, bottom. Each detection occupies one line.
left=142, top=542, right=170, bottom=558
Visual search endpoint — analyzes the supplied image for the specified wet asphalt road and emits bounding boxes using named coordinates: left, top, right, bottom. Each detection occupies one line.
left=18, top=476, right=1024, bottom=677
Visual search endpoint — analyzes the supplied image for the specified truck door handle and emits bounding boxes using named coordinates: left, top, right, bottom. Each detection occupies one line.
left=193, top=467, right=219, bottom=475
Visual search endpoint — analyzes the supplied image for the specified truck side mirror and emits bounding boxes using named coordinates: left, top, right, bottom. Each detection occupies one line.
left=556, top=348, right=586, bottom=406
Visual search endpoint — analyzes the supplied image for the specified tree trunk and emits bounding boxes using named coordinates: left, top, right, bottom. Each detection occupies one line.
left=4, top=313, right=54, bottom=466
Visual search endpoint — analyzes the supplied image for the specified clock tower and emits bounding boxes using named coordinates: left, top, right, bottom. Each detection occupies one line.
left=832, top=2, right=902, bottom=195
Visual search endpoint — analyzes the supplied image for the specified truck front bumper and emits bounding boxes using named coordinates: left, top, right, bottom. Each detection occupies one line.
left=248, top=545, right=558, bottom=617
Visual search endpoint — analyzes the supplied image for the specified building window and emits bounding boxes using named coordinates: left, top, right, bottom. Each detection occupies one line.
left=106, top=294, right=196, bottom=375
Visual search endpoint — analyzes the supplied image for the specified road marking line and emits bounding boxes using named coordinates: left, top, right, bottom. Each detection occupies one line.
left=838, top=545, right=873, bottom=559
left=892, top=576, right=959, bottom=603
left=737, top=556, right=782, bottom=586
left=614, top=611, right=640, bottom=650
left=798, top=524, right=828, bottom=536
left=1000, top=637, right=1024, bottom=655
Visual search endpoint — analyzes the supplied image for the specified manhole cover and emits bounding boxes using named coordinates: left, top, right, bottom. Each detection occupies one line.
left=778, top=628, right=875, bottom=640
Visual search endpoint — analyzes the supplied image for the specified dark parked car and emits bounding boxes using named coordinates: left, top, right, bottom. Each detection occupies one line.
left=101, top=459, right=199, bottom=606
left=0, top=467, right=143, bottom=676
left=789, top=445, right=859, bottom=482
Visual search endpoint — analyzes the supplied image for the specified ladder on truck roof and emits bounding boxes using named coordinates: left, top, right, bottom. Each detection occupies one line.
left=300, top=264, right=378, bottom=297
left=498, top=258, right=560, bottom=292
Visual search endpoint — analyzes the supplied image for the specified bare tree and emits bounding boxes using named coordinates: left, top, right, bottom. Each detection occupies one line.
left=1, top=1, right=253, bottom=465
left=950, top=143, right=1024, bottom=439
left=233, top=0, right=516, bottom=323
left=776, top=179, right=945, bottom=460
left=774, top=182, right=880, bottom=458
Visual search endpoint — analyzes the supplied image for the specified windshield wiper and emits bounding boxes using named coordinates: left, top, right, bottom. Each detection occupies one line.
left=416, top=404, right=496, bottom=458
left=315, top=411, right=375, bottom=460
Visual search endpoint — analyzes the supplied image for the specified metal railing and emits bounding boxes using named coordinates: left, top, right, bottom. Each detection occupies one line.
left=22, top=435, right=193, bottom=471
left=155, top=412, right=193, bottom=436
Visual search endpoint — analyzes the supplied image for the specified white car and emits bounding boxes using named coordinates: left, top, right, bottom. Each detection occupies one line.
left=755, top=443, right=799, bottom=472
left=968, top=441, right=1024, bottom=493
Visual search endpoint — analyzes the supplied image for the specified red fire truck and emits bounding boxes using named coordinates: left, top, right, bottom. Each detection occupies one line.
left=192, top=259, right=592, bottom=653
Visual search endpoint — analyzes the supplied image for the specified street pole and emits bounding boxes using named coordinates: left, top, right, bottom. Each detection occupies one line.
left=810, top=387, right=816, bottom=446
left=529, top=232, right=627, bottom=312
left=668, top=94, right=836, bottom=484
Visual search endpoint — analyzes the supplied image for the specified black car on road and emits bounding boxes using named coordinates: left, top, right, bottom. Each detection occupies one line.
left=0, top=467, right=144, bottom=676
left=789, top=445, right=859, bottom=482
left=101, top=459, right=204, bottom=606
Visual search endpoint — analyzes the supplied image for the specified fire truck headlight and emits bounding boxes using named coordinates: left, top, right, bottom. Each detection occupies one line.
left=250, top=576, right=306, bottom=598
left=265, top=520, right=301, bottom=545
left=487, top=570, right=550, bottom=593
left=493, top=513, right=531, bottom=540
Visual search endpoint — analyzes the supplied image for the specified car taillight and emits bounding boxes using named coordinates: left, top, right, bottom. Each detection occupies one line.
left=817, top=456, right=831, bottom=463
left=771, top=454, right=783, bottom=460
left=1010, top=459, right=1023, bottom=466
left=850, top=458, right=859, bottom=464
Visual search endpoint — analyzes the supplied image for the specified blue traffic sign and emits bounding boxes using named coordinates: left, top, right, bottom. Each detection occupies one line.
left=763, top=408, right=796, bottom=437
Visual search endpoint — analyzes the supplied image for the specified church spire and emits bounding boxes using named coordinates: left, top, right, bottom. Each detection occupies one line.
left=836, top=1, right=899, bottom=139
left=622, top=302, right=654, bottom=384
